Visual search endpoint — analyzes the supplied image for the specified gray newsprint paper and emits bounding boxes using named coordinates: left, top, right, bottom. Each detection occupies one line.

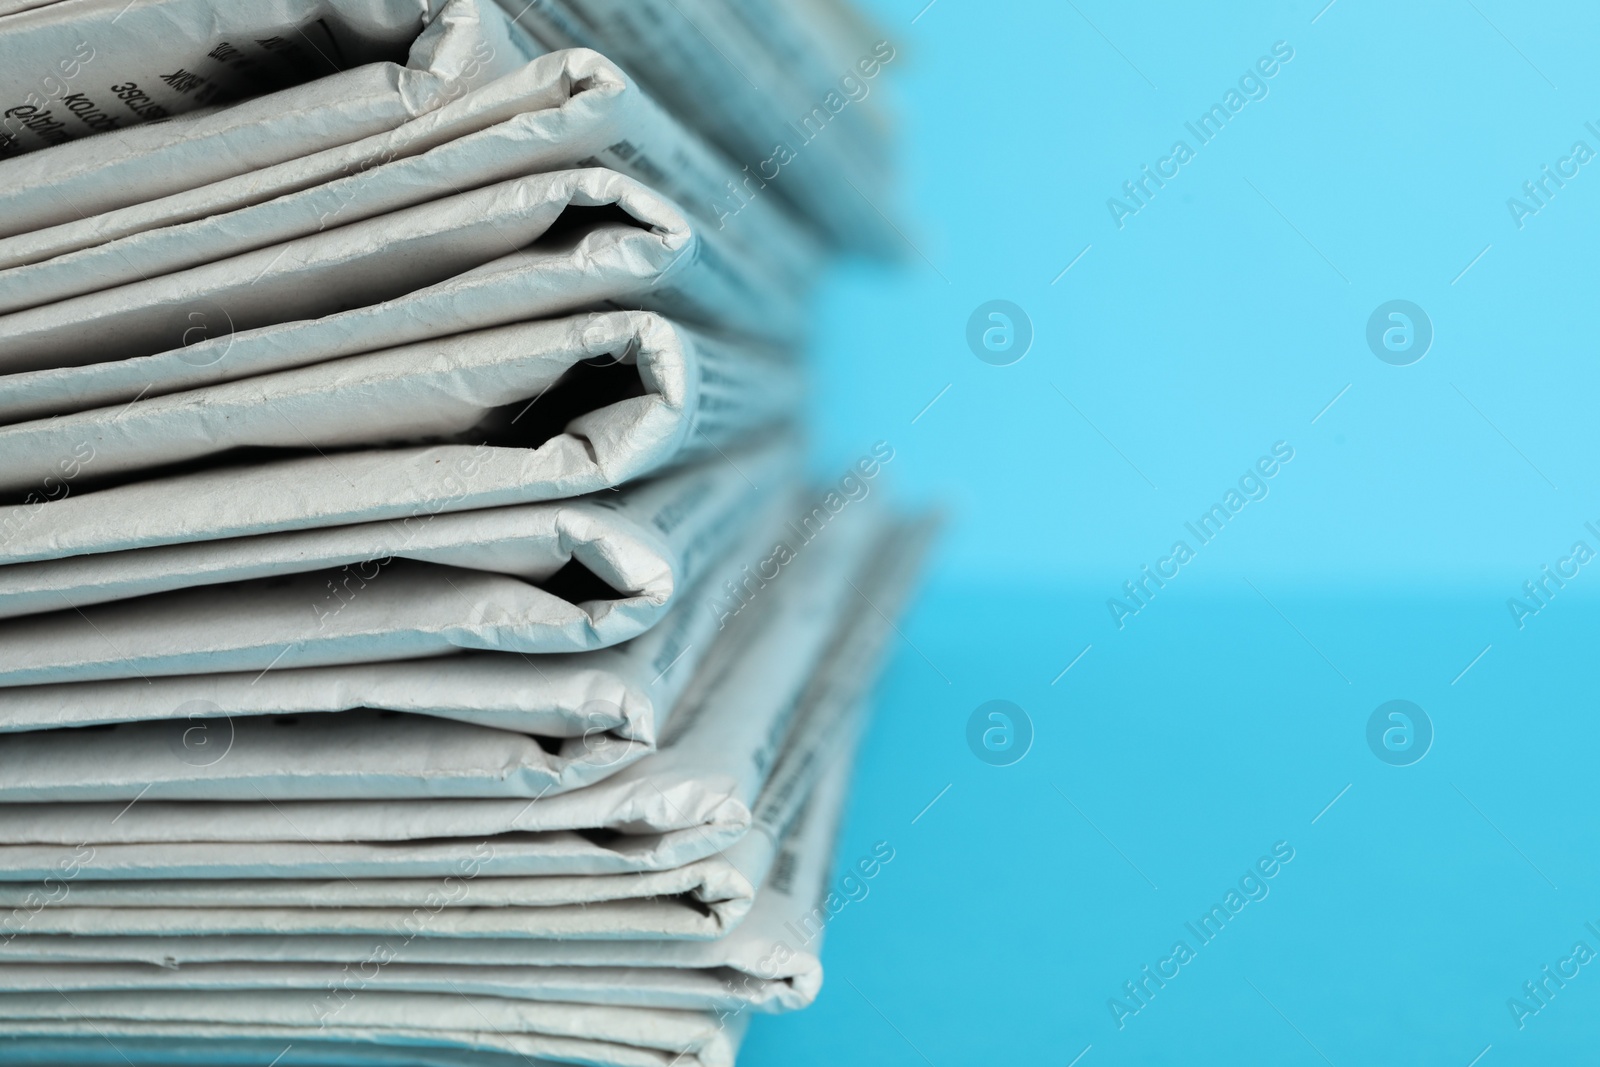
left=0, top=0, right=531, bottom=198
left=0, top=1008, right=746, bottom=1067
left=0, top=48, right=819, bottom=307
left=0, top=808, right=776, bottom=941
left=0, top=526, right=927, bottom=1064
left=0, top=310, right=796, bottom=497
left=0, top=509, right=917, bottom=954
left=0, top=506, right=913, bottom=884
left=0, top=438, right=795, bottom=683
left=0, top=494, right=789, bottom=799
left=0, top=732, right=880, bottom=1015
left=0, top=168, right=801, bottom=422
left=0, top=723, right=864, bottom=1004
left=497, top=0, right=897, bottom=253
left=0, top=165, right=801, bottom=371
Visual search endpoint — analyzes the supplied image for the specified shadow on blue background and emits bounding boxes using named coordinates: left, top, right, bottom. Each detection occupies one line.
left=745, top=0, right=1600, bottom=1063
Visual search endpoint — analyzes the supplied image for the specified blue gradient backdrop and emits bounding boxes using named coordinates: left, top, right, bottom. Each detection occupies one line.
left=744, top=1, right=1600, bottom=1064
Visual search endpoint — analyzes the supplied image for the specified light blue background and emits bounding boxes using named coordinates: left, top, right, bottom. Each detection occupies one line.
left=746, top=1, right=1600, bottom=1063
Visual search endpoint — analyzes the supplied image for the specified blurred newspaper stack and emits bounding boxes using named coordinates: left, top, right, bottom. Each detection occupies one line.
left=0, top=1, right=928, bottom=1065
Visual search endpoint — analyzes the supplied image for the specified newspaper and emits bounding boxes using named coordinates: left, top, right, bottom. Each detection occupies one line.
left=0, top=576, right=721, bottom=739
left=0, top=510, right=916, bottom=955
left=498, top=0, right=897, bottom=253
left=0, top=1007, right=745, bottom=1067
left=709, top=0, right=894, bottom=156
left=0, top=501, right=788, bottom=799
left=0, top=0, right=531, bottom=204
left=0, top=395, right=792, bottom=579
left=0, top=310, right=796, bottom=498
left=0, top=481, right=769, bottom=727
left=0, top=1036, right=732, bottom=1067
left=0, top=709, right=857, bottom=946
left=0, top=839, right=769, bottom=940
left=0, top=740, right=869, bottom=1015
left=0, top=496, right=883, bottom=845
left=0, top=169, right=803, bottom=421
left=0, top=167, right=802, bottom=377
left=0, top=743, right=862, bottom=1013
left=0, top=48, right=820, bottom=306
left=0, top=526, right=930, bottom=1067
left=0, top=507, right=909, bottom=878
left=0, top=439, right=794, bottom=684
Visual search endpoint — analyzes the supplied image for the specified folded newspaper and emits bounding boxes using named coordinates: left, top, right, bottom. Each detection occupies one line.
left=0, top=499, right=898, bottom=829
left=0, top=167, right=805, bottom=383
left=0, top=510, right=923, bottom=966
left=0, top=504, right=768, bottom=799
left=0, top=0, right=533, bottom=199
left=0, top=438, right=796, bottom=683
left=0, top=748, right=863, bottom=1015
left=0, top=521, right=756, bottom=796
left=0, top=1010, right=748, bottom=1067
left=501, top=0, right=897, bottom=253
left=0, top=309, right=797, bottom=498
left=0, top=0, right=914, bottom=1063
left=0, top=48, right=819, bottom=304
left=0, top=512, right=923, bottom=1067
left=0, top=494, right=916, bottom=803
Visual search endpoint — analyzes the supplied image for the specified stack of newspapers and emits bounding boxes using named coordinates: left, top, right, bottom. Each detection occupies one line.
left=0, top=2, right=925, bottom=1065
